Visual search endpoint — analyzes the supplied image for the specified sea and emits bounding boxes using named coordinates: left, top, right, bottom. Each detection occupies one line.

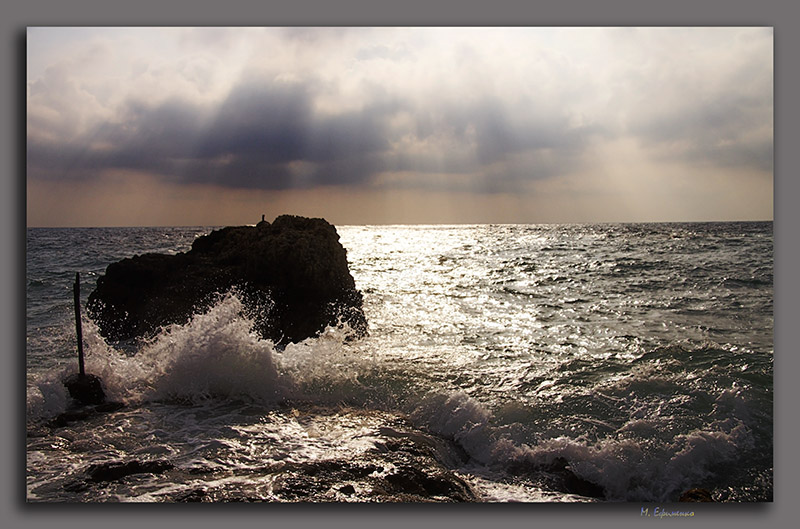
left=25, top=222, right=773, bottom=502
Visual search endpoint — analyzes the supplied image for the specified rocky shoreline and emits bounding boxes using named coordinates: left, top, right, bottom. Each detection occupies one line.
left=28, top=401, right=729, bottom=503
left=88, top=215, right=367, bottom=345
left=31, top=407, right=480, bottom=503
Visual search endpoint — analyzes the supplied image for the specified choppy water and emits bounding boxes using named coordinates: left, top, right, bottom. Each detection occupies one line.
left=26, top=222, right=773, bottom=502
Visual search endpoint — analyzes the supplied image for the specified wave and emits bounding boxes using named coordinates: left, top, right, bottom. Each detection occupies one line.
left=27, top=292, right=377, bottom=416
left=26, top=292, right=768, bottom=501
left=401, top=387, right=760, bottom=501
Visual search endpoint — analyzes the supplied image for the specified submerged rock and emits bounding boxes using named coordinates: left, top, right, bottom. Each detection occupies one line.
left=170, top=430, right=478, bottom=503
left=63, top=373, right=106, bottom=405
left=505, top=455, right=606, bottom=500
left=160, top=410, right=478, bottom=503
left=48, top=401, right=125, bottom=428
left=87, top=215, right=367, bottom=345
left=86, top=459, right=174, bottom=482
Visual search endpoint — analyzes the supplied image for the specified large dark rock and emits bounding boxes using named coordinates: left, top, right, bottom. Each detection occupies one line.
left=87, top=215, right=367, bottom=345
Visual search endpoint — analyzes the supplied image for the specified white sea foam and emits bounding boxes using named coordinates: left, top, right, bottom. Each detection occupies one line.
left=83, top=294, right=285, bottom=404
left=25, top=290, right=764, bottom=502
left=26, top=370, right=70, bottom=419
left=408, top=391, right=494, bottom=463
left=28, top=292, right=378, bottom=418
left=27, top=294, right=282, bottom=417
left=400, top=368, right=760, bottom=501
left=26, top=223, right=773, bottom=501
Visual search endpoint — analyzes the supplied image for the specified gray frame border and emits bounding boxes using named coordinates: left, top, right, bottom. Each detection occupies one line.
left=6, top=1, right=795, bottom=528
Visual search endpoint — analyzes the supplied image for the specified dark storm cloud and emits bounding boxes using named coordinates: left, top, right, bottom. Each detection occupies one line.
left=28, top=96, right=210, bottom=181
left=28, top=78, right=400, bottom=190
left=103, top=98, right=210, bottom=160
left=27, top=26, right=769, bottom=197
left=462, top=99, right=595, bottom=166
left=187, top=80, right=395, bottom=188
left=26, top=27, right=774, bottom=226
left=196, top=82, right=314, bottom=163
left=381, top=97, right=604, bottom=188
left=27, top=70, right=604, bottom=193
left=179, top=156, right=296, bottom=190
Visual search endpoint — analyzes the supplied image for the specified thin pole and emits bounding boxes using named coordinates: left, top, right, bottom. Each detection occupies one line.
left=74, top=272, right=85, bottom=377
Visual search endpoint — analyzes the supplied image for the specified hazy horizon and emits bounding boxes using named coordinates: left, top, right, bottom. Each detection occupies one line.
left=27, top=27, right=773, bottom=227
left=26, top=217, right=774, bottom=229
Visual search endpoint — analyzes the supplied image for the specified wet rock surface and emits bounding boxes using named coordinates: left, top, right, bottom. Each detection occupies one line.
left=164, top=416, right=478, bottom=503
left=63, top=373, right=106, bottom=405
left=59, top=459, right=175, bottom=493
left=87, top=215, right=367, bottom=345
left=47, top=401, right=125, bottom=428
left=506, top=455, right=606, bottom=500
left=86, top=460, right=175, bottom=482
left=679, top=487, right=715, bottom=502
left=170, top=434, right=479, bottom=503
left=46, top=409, right=479, bottom=503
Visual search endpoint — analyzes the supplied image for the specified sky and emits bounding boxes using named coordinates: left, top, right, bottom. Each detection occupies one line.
left=26, top=26, right=773, bottom=226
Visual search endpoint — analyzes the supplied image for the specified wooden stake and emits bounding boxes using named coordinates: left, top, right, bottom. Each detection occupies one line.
left=74, top=272, right=85, bottom=377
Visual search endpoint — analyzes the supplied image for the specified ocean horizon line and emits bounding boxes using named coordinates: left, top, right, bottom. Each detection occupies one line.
left=26, top=218, right=775, bottom=230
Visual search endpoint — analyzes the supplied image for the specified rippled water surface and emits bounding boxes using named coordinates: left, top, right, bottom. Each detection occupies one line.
left=27, top=222, right=773, bottom=502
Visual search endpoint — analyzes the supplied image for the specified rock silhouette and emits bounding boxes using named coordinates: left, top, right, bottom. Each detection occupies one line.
left=63, top=373, right=106, bottom=405
left=87, top=215, right=367, bottom=345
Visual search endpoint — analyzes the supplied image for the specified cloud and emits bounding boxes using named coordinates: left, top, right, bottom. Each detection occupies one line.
left=634, top=88, right=772, bottom=171
left=28, top=75, right=401, bottom=190
left=27, top=66, right=601, bottom=193
left=355, top=44, right=413, bottom=62
left=27, top=27, right=773, bottom=203
left=604, top=27, right=773, bottom=174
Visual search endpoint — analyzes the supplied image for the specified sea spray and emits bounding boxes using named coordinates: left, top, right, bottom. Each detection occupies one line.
left=26, top=289, right=768, bottom=502
left=27, top=293, right=283, bottom=417
left=408, top=391, right=494, bottom=464
left=27, top=223, right=773, bottom=501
